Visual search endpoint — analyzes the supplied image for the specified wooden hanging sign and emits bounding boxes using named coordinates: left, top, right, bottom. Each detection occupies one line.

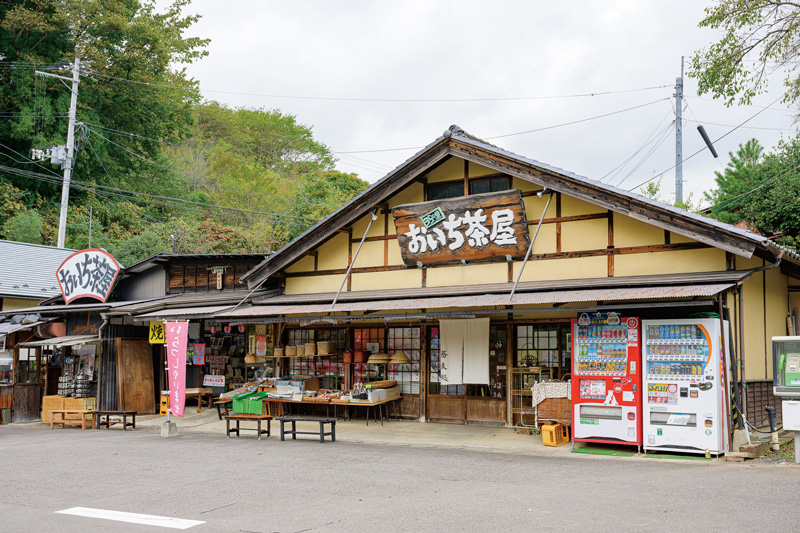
left=392, top=189, right=530, bottom=266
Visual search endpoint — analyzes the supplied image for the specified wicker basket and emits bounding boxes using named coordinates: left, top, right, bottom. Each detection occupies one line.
left=274, top=347, right=284, bottom=357
left=367, top=380, right=397, bottom=390
left=331, top=398, right=351, bottom=405
left=304, top=342, right=316, bottom=356
left=295, top=344, right=305, bottom=357
left=354, top=349, right=370, bottom=363
left=317, top=341, right=336, bottom=355
left=285, top=345, right=297, bottom=357
left=244, top=355, right=258, bottom=364
left=343, top=351, right=353, bottom=364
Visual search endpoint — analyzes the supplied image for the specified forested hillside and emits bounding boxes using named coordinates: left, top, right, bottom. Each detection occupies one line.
left=0, top=0, right=368, bottom=266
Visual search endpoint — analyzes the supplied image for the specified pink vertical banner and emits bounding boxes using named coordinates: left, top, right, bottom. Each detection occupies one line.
left=166, top=321, right=188, bottom=417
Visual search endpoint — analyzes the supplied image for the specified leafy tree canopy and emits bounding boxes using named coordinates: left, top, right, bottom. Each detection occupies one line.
left=691, top=1, right=800, bottom=106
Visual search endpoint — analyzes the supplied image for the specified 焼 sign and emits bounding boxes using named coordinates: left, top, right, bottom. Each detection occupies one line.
left=392, top=189, right=530, bottom=266
left=57, top=249, right=121, bottom=304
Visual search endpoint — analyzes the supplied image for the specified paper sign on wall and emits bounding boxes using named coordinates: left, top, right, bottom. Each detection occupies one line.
left=203, top=375, right=225, bottom=387
left=149, top=321, right=166, bottom=344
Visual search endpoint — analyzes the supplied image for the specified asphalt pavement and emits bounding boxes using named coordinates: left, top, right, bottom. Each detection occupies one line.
left=2, top=422, right=799, bottom=532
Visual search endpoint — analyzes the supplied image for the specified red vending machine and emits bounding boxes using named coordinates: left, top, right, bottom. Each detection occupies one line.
left=571, top=312, right=642, bottom=448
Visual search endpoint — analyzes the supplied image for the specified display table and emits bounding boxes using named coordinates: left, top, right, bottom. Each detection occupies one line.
left=276, top=415, right=336, bottom=443
left=531, top=381, right=571, bottom=427
left=50, top=410, right=95, bottom=430
left=185, top=388, right=213, bottom=410
left=266, top=397, right=399, bottom=426
left=214, top=397, right=232, bottom=420
left=94, top=410, right=137, bottom=430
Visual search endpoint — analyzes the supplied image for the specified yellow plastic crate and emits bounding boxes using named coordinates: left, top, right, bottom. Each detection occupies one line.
left=542, top=423, right=570, bottom=447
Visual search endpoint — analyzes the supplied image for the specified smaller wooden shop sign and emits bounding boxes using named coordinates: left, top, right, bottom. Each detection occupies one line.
left=149, top=321, right=166, bottom=344
left=56, top=248, right=121, bottom=304
left=392, top=189, right=530, bottom=266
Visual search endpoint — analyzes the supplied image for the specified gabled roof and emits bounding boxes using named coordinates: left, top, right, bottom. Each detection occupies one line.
left=123, top=252, right=270, bottom=274
left=242, top=125, right=798, bottom=287
left=0, top=240, right=75, bottom=300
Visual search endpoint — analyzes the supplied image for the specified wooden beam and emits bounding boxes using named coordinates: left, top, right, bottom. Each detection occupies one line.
left=283, top=241, right=712, bottom=278
left=527, top=212, right=608, bottom=225
left=608, top=211, right=614, bottom=277
left=463, top=159, right=470, bottom=196
left=351, top=235, right=398, bottom=243
left=556, top=193, right=562, bottom=253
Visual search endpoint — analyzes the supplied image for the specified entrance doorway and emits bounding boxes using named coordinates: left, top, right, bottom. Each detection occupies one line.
left=426, top=324, right=507, bottom=425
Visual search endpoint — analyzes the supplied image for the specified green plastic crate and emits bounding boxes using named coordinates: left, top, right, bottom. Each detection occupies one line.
left=232, top=391, right=269, bottom=415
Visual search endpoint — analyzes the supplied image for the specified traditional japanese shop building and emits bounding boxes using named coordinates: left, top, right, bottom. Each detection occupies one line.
left=211, top=125, right=800, bottom=427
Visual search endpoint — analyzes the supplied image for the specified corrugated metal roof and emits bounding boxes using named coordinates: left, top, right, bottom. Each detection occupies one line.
left=134, top=305, right=235, bottom=320
left=20, top=334, right=98, bottom=347
left=0, top=320, right=45, bottom=335
left=252, top=271, right=752, bottom=305
left=0, top=240, right=75, bottom=300
left=0, top=300, right=131, bottom=316
left=221, top=283, right=733, bottom=318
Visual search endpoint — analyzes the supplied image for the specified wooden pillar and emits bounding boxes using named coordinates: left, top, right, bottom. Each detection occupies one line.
left=419, top=324, right=428, bottom=422
left=505, top=320, right=513, bottom=427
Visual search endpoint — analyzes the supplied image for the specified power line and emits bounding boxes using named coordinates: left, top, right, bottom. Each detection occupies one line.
left=86, top=69, right=671, bottom=102
left=707, top=156, right=800, bottom=215
left=599, top=109, right=674, bottom=183
left=485, top=98, right=671, bottom=140
left=627, top=95, right=785, bottom=192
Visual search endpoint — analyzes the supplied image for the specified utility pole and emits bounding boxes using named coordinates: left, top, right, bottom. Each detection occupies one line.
left=34, top=58, right=81, bottom=248
left=675, top=56, right=684, bottom=205
left=58, top=57, right=81, bottom=248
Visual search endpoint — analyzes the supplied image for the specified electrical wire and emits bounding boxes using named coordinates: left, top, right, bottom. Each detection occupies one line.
left=707, top=155, right=800, bottom=215
left=599, top=109, right=674, bottom=183
left=86, top=69, right=672, bottom=103
left=627, top=95, right=785, bottom=192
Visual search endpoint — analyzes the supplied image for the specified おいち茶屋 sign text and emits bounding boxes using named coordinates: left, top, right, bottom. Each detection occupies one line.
left=392, top=189, right=530, bottom=266
left=57, top=249, right=121, bottom=304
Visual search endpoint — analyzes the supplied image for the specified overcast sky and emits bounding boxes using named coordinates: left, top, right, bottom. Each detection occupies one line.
left=177, top=0, right=797, bottom=206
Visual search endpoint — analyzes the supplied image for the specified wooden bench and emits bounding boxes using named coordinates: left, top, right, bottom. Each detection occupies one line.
left=94, top=410, right=137, bottom=430
left=223, top=413, right=272, bottom=440
left=50, top=410, right=95, bottom=430
left=276, top=415, right=336, bottom=443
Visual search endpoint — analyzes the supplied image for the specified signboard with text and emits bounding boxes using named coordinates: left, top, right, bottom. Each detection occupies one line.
left=203, top=375, right=225, bottom=387
left=391, top=189, right=530, bottom=266
left=57, top=248, right=121, bottom=304
left=166, top=322, right=188, bottom=417
left=149, top=321, right=166, bottom=344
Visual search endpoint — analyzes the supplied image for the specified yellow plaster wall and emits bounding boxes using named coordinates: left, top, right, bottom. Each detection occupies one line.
left=351, top=210, right=386, bottom=239
left=514, top=255, right=607, bottom=282
left=427, top=263, right=508, bottom=288
left=523, top=195, right=551, bottom=218
left=614, top=248, right=726, bottom=277
left=352, top=269, right=421, bottom=291
left=670, top=232, right=695, bottom=244
left=742, top=268, right=767, bottom=380
left=560, top=195, right=606, bottom=217
left=387, top=182, right=424, bottom=210
left=614, top=213, right=666, bottom=248
left=511, top=177, right=538, bottom=193
left=468, top=161, right=500, bottom=177
left=353, top=241, right=385, bottom=268
left=1, top=297, right=39, bottom=311
left=316, top=233, right=349, bottom=271
left=765, top=268, right=789, bottom=378
left=285, top=274, right=344, bottom=295
left=425, top=157, right=464, bottom=183
left=285, top=255, right=315, bottom=274
left=387, top=241, right=404, bottom=265
left=528, top=224, right=557, bottom=254
left=561, top=219, right=608, bottom=253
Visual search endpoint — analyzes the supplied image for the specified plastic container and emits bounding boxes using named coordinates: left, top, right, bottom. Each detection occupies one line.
left=542, top=423, right=570, bottom=447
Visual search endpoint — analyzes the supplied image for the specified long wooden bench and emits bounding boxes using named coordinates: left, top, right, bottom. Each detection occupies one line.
left=223, top=413, right=272, bottom=440
left=276, top=415, right=336, bottom=443
left=50, top=410, right=95, bottom=430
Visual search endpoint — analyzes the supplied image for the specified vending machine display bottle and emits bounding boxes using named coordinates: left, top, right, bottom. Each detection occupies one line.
left=642, top=318, right=730, bottom=455
left=571, top=312, right=642, bottom=447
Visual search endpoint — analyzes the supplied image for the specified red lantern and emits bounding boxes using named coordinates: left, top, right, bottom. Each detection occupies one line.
left=238, top=325, right=246, bottom=334
left=209, top=325, right=218, bottom=335
left=223, top=325, right=232, bottom=334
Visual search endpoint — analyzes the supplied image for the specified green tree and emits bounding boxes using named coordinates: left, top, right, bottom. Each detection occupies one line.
left=3, top=209, right=44, bottom=243
left=111, top=229, right=167, bottom=267
left=690, top=1, right=800, bottom=106
left=704, top=139, right=765, bottom=224
left=638, top=177, right=702, bottom=212
left=0, top=0, right=208, bottom=226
